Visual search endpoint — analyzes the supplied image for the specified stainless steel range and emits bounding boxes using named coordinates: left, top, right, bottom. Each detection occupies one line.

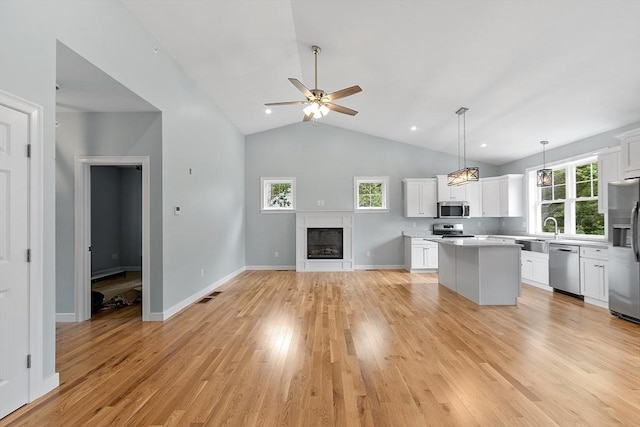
left=433, top=223, right=475, bottom=238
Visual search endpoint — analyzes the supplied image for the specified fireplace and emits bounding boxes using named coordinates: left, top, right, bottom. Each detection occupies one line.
left=307, top=228, right=343, bottom=259
left=296, top=211, right=354, bottom=271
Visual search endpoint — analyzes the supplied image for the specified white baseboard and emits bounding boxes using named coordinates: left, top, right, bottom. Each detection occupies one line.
left=34, top=373, right=59, bottom=401
left=522, top=281, right=553, bottom=292
left=584, top=296, right=608, bottom=309
left=56, top=313, right=77, bottom=322
left=245, top=265, right=296, bottom=270
left=159, top=266, right=246, bottom=321
left=355, top=265, right=404, bottom=270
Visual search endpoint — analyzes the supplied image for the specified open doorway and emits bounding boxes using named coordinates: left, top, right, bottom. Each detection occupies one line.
left=75, top=156, right=151, bottom=321
left=89, top=165, right=143, bottom=317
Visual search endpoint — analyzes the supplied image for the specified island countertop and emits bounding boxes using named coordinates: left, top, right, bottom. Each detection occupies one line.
left=432, top=238, right=521, bottom=248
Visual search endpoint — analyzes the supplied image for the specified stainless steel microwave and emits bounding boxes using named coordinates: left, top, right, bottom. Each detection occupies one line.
left=437, top=201, right=470, bottom=218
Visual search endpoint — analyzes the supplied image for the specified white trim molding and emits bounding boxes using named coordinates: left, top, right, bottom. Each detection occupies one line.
left=74, top=156, right=151, bottom=321
left=0, top=90, right=50, bottom=403
left=245, top=265, right=296, bottom=270
left=55, top=313, right=77, bottom=323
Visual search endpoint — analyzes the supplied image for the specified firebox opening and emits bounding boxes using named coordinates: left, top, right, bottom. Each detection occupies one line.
left=307, top=228, right=344, bottom=259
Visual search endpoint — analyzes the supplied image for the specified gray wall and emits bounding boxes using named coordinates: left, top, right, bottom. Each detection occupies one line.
left=119, top=167, right=143, bottom=268
left=90, top=166, right=143, bottom=273
left=1, top=1, right=246, bottom=379
left=245, top=123, right=500, bottom=267
left=56, top=112, right=163, bottom=313
left=497, top=121, right=640, bottom=233
left=91, top=166, right=122, bottom=273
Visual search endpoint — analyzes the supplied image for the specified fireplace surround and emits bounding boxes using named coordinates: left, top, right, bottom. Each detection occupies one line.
left=296, top=211, right=354, bottom=271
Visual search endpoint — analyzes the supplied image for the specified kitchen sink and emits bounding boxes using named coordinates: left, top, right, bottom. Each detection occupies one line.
left=515, top=239, right=549, bottom=253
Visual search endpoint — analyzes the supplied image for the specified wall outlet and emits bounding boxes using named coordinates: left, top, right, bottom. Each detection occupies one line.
left=317, top=200, right=324, bottom=206
left=274, top=251, right=279, bottom=258
left=112, top=253, right=119, bottom=260
left=412, top=222, right=416, bottom=228
left=200, top=268, right=204, bottom=277
left=477, top=221, right=481, bottom=227
left=366, top=251, right=371, bottom=257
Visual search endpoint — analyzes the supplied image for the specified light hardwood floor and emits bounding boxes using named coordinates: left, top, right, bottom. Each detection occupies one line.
left=2, top=270, right=639, bottom=426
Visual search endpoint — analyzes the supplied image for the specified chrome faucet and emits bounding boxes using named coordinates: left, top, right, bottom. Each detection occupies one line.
left=544, top=217, right=559, bottom=239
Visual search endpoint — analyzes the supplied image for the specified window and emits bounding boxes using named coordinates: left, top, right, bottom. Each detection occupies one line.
left=354, top=176, right=389, bottom=212
left=530, top=157, right=604, bottom=236
left=261, top=177, right=295, bottom=212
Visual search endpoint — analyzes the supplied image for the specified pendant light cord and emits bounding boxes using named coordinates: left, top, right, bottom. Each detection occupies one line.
left=463, top=111, right=467, bottom=169
left=457, top=113, right=461, bottom=170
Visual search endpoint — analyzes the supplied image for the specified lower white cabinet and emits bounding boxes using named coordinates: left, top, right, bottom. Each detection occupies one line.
left=521, top=250, right=549, bottom=288
left=404, top=237, right=438, bottom=272
left=580, top=247, right=608, bottom=305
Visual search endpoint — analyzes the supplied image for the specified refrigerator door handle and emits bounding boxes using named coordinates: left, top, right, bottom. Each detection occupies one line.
left=632, top=201, right=639, bottom=262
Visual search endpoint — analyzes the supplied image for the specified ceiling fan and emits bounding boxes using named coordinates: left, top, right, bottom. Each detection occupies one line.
left=265, top=45, right=362, bottom=122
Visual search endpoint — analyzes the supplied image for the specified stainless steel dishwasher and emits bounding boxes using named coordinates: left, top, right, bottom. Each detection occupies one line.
left=548, top=243, right=581, bottom=295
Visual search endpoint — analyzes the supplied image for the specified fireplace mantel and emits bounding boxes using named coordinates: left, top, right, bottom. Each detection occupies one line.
left=296, top=211, right=355, bottom=271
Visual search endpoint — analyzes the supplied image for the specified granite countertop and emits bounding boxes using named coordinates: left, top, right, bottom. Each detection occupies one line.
left=402, top=231, right=608, bottom=248
left=431, top=238, right=520, bottom=248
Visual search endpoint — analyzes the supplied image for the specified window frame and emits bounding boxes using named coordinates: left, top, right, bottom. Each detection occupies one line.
left=354, top=176, right=389, bottom=212
left=527, top=155, right=604, bottom=238
left=261, top=177, right=296, bottom=213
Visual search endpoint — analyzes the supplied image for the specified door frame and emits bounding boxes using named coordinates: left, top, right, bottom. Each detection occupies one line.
left=0, top=90, right=45, bottom=402
left=74, top=156, right=151, bottom=321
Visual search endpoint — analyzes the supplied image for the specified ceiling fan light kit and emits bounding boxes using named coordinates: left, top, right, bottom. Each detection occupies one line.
left=536, top=140, right=553, bottom=187
left=447, top=107, right=480, bottom=186
left=265, top=45, right=362, bottom=122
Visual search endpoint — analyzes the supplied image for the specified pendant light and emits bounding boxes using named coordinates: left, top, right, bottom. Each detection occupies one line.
left=447, top=107, right=479, bottom=186
left=536, top=140, right=552, bottom=187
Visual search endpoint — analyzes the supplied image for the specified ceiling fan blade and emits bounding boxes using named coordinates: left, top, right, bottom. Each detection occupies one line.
left=265, top=101, right=306, bottom=106
left=325, top=85, right=362, bottom=101
left=303, top=112, right=313, bottom=122
left=325, top=103, right=358, bottom=116
left=289, top=78, right=313, bottom=98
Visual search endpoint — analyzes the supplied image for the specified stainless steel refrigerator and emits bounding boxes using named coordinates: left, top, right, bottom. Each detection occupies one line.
left=608, top=178, right=640, bottom=323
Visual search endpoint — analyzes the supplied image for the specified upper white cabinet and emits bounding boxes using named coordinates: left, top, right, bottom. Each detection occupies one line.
left=466, top=181, right=483, bottom=217
left=481, top=174, right=523, bottom=217
left=403, top=178, right=438, bottom=217
left=597, top=148, right=620, bottom=214
left=616, top=128, right=640, bottom=179
left=481, top=178, right=501, bottom=217
left=437, top=175, right=467, bottom=202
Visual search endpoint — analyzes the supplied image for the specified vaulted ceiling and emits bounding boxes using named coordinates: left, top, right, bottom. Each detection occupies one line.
left=118, top=0, right=639, bottom=165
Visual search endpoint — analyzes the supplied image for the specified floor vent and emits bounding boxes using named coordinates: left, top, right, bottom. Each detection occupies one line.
left=209, top=291, right=222, bottom=297
left=197, top=298, right=212, bottom=304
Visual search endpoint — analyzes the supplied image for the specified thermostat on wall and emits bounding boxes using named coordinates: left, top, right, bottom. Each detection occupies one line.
left=174, top=206, right=181, bottom=216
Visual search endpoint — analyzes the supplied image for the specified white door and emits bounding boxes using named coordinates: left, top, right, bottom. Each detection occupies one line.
left=0, top=104, right=30, bottom=418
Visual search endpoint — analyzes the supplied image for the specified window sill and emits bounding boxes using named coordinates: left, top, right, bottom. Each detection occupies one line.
left=355, top=209, right=389, bottom=214
left=261, top=209, right=296, bottom=214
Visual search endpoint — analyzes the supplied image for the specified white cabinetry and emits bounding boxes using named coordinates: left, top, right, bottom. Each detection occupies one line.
left=466, top=181, right=483, bottom=217
left=437, top=175, right=467, bottom=202
left=481, top=175, right=523, bottom=217
left=481, top=178, right=501, bottom=217
left=521, top=251, right=549, bottom=289
left=598, top=148, right=620, bottom=214
left=403, top=179, right=438, bottom=217
left=580, top=247, right=608, bottom=307
left=404, top=237, right=438, bottom=272
left=616, top=128, right=640, bottom=180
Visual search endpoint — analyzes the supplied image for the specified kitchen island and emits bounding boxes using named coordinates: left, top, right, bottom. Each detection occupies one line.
left=435, top=238, right=522, bottom=305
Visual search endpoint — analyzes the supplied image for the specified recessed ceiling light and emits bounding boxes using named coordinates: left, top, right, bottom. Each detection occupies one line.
left=265, top=108, right=272, bottom=115
left=410, top=126, right=417, bottom=131
left=480, top=143, right=487, bottom=148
